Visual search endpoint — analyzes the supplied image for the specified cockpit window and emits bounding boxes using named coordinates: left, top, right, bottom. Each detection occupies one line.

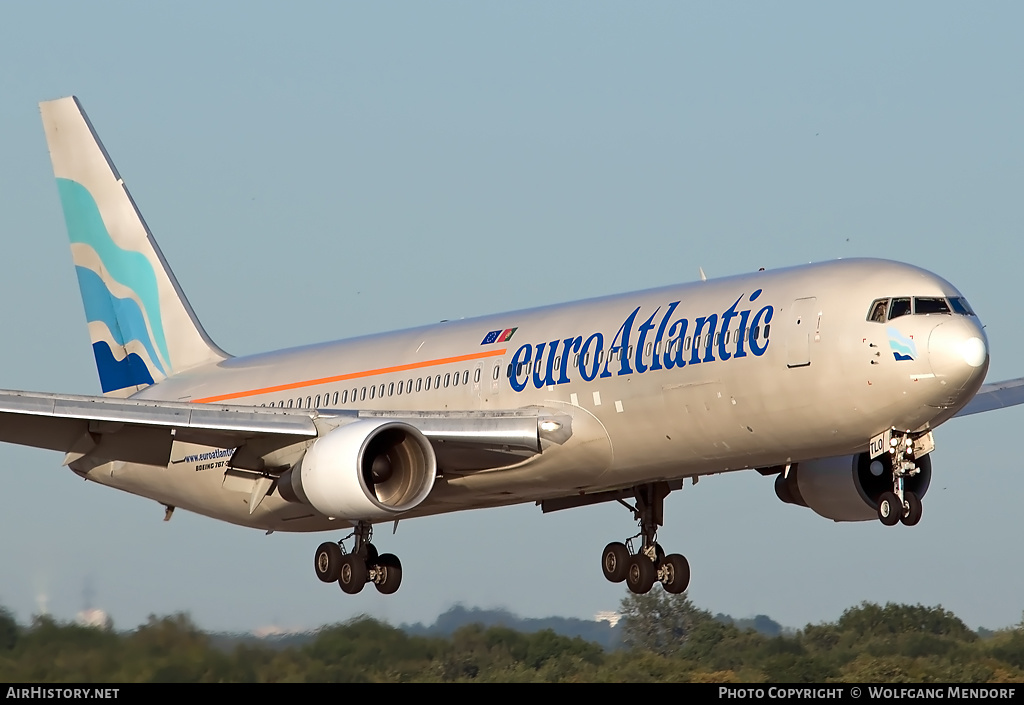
left=889, top=298, right=912, bottom=319
left=867, top=299, right=889, bottom=323
left=949, top=297, right=976, bottom=316
left=872, top=295, right=975, bottom=322
left=914, top=297, right=951, bottom=315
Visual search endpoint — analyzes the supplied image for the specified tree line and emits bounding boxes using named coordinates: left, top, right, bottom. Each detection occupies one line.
left=1, top=592, right=1023, bottom=682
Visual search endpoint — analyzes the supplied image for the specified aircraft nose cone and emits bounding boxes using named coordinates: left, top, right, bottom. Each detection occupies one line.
left=928, top=318, right=988, bottom=403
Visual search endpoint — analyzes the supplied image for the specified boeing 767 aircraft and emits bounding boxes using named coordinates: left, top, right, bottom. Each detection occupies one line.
left=3, top=96, right=1022, bottom=597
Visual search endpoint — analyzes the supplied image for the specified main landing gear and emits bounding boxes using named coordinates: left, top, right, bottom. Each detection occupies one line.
left=875, top=430, right=924, bottom=528
left=314, top=521, right=403, bottom=595
left=601, top=482, right=690, bottom=595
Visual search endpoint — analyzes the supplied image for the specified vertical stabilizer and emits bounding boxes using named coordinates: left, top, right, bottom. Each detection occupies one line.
left=40, top=96, right=229, bottom=397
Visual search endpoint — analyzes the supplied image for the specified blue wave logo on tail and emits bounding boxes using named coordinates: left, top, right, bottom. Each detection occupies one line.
left=887, top=327, right=917, bottom=362
left=57, top=178, right=169, bottom=393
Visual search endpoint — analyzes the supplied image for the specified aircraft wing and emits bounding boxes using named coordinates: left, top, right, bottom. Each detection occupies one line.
left=954, top=377, right=1024, bottom=417
left=0, top=389, right=558, bottom=471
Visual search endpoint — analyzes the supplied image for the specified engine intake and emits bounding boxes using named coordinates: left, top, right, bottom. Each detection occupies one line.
left=775, top=452, right=931, bottom=522
left=278, top=420, right=436, bottom=521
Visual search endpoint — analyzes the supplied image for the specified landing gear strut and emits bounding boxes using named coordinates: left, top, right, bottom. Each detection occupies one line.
left=313, top=521, right=403, bottom=595
left=876, top=429, right=925, bottom=528
left=600, top=482, right=690, bottom=595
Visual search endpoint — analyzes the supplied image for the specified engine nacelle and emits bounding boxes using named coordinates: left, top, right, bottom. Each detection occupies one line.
left=774, top=452, right=931, bottom=522
left=278, top=419, right=436, bottom=521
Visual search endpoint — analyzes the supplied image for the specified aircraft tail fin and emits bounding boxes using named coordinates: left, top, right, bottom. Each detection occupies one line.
left=39, top=96, right=229, bottom=397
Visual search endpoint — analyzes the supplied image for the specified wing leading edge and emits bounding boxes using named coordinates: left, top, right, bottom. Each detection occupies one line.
left=0, top=389, right=566, bottom=472
left=953, top=377, right=1024, bottom=417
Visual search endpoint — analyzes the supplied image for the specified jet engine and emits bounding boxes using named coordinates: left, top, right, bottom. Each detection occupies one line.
left=278, top=419, right=437, bottom=521
left=774, top=452, right=931, bottom=522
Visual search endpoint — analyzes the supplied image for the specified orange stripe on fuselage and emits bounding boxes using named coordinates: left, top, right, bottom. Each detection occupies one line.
left=191, top=348, right=508, bottom=404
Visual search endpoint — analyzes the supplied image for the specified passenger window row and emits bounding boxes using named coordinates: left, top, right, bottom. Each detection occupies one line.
left=257, top=325, right=775, bottom=410
left=263, top=366, right=486, bottom=409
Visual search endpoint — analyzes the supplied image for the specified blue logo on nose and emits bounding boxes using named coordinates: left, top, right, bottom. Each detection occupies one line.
left=887, top=327, right=917, bottom=361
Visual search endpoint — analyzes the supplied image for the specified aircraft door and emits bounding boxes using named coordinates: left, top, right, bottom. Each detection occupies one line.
left=475, top=359, right=493, bottom=404
left=785, top=297, right=819, bottom=368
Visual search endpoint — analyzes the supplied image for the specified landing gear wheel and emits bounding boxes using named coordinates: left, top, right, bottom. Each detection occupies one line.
left=314, top=542, right=343, bottom=583
left=626, top=554, right=656, bottom=594
left=373, top=553, right=403, bottom=595
left=877, top=492, right=902, bottom=526
left=363, top=542, right=379, bottom=564
left=660, top=554, right=690, bottom=594
left=601, top=542, right=630, bottom=583
left=338, top=554, right=368, bottom=594
left=901, top=492, right=923, bottom=526
left=652, top=542, right=666, bottom=566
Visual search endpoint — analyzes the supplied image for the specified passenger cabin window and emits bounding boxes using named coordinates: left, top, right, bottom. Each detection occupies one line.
left=914, top=297, right=950, bottom=315
left=889, top=298, right=912, bottom=319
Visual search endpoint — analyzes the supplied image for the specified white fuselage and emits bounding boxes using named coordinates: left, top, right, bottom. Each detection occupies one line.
left=76, top=258, right=988, bottom=532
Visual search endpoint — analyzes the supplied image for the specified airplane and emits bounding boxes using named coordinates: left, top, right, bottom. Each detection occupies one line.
left=4, top=95, right=1023, bottom=598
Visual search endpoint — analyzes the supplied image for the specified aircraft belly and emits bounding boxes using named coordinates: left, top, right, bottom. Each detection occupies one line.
left=75, top=450, right=339, bottom=533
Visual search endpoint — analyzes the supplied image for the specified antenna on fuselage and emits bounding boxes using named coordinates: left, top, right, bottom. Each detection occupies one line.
left=698, top=267, right=707, bottom=282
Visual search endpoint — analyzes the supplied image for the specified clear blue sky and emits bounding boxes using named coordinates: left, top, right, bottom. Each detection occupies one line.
left=1, top=2, right=1022, bottom=634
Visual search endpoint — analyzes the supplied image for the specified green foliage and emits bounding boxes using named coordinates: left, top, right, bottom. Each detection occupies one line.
left=0, top=607, right=19, bottom=651
left=0, top=595, right=1021, bottom=682
left=619, top=589, right=713, bottom=656
left=836, top=602, right=977, bottom=641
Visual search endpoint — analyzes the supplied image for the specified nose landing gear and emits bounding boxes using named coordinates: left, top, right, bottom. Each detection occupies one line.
left=313, top=521, right=403, bottom=595
left=876, top=430, right=926, bottom=527
left=600, top=482, right=690, bottom=595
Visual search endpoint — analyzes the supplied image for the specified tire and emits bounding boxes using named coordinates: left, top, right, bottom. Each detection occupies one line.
left=601, top=542, right=630, bottom=583
left=314, top=542, right=343, bottom=583
left=626, top=554, right=656, bottom=594
left=363, top=542, right=379, bottom=565
left=661, top=554, right=690, bottom=594
left=877, top=491, right=902, bottom=526
left=374, top=553, right=403, bottom=595
left=338, top=554, right=368, bottom=594
left=653, top=542, right=666, bottom=566
left=901, top=492, right=923, bottom=526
